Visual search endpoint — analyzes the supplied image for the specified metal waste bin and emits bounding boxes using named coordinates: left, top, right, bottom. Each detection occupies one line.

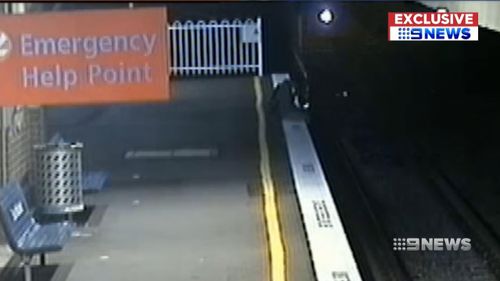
left=34, top=142, right=84, bottom=215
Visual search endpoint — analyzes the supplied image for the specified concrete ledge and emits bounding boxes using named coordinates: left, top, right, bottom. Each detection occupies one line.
left=0, top=245, right=12, bottom=269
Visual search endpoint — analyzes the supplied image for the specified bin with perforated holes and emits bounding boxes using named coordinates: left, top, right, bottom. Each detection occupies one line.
left=33, top=142, right=84, bottom=215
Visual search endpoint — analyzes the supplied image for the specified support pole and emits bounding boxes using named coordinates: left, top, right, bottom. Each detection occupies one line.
left=257, top=17, right=264, bottom=77
left=22, top=255, right=33, bottom=281
left=40, top=253, right=46, bottom=266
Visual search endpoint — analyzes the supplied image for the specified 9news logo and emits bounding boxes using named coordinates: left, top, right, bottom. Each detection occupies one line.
left=388, top=11, right=479, bottom=41
left=393, top=237, right=472, bottom=251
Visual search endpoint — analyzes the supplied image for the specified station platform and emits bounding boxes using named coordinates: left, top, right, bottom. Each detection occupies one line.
left=0, top=77, right=318, bottom=281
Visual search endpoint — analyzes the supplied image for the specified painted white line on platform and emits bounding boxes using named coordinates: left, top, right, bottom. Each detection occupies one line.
left=0, top=245, right=12, bottom=268
left=282, top=119, right=363, bottom=281
left=125, top=148, right=218, bottom=159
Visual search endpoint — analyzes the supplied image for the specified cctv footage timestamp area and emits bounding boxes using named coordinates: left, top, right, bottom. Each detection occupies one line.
left=0, top=1, right=498, bottom=281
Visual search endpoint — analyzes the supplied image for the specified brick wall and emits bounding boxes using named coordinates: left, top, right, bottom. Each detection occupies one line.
left=1, top=107, right=44, bottom=186
left=0, top=106, right=45, bottom=246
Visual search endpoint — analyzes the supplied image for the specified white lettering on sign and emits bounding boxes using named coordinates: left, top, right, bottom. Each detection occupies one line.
left=18, top=33, right=159, bottom=91
left=23, top=65, right=77, bottom=91
left=0, top=8, right=168, bottom=106
left=21, top=63, right=154, bottom=90
left=9, top=202, right=24, bottom=222
left=88, top=63, right=153, bottom=85
left=20, top=33, right=157, bottom=59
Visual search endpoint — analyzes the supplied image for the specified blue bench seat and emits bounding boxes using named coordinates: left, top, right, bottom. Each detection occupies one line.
left=0, top=183, right=73, bottom=281
left=16, top=222, right=71, bottom=255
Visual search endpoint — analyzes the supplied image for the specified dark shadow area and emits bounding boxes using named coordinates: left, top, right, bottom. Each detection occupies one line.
left=303, top=0, right=500, bottom=239
left=290, top=1, right=500, bottom=280
left=35, top=204, right=108, bottom=228
left=0, top=263, right=58, bottom=281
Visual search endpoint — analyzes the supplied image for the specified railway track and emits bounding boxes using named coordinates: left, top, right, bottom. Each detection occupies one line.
left=316, top=131, right=500, bottom=281
left=285, top=45, right=499, bottom=281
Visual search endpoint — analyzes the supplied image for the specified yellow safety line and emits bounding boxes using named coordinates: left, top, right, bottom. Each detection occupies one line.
left=254, top=76, right=286, bottom=281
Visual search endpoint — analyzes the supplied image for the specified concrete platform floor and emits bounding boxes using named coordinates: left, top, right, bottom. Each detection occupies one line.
left=0, top=246, right=11, bottom=269
left=52, top=181, right=266, bottom=281
left=1, top=77, right=314, bottom=281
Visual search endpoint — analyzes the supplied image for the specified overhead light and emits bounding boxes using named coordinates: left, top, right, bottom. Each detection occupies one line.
left=436, top=7, right=449, bottom=13
left=318, top=9, right=334, bottom=25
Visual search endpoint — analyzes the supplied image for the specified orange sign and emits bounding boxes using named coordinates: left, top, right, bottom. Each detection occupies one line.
left=0, top=8, right=169, bottom=106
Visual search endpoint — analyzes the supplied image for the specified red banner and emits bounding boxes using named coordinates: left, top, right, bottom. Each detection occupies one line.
left=0, top=8, right=169, bottom=106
